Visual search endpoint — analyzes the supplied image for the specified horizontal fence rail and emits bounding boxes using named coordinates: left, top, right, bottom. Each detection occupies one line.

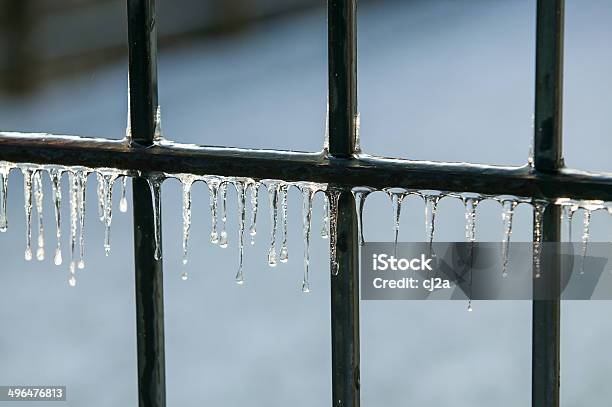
left=1, top=133, right=612, bottom=201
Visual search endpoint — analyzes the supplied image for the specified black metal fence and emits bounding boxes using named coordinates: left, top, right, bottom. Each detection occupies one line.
left=0, top=0, right=609, bottom=406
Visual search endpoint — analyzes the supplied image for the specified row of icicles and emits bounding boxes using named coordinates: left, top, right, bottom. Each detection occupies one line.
left=0, top=161, right=607, bottom=296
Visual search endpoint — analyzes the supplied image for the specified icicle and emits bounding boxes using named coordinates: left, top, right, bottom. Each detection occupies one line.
left=119, top=176, right=128, bottom=213
left=328, top=188, right=341, bottom=276
left=218, top=181, right=229, bottom=248
left=68, top=171, right=79, bottom=286
left=563, top=205, right=574, bottom=242
left=100, top=171, right=120, bottom=256
left=557, top=198, right=579, bottom=242
left=235, top=179, right=247, bottom=284
left=579, top=209, right=592, bottom=275
left=33, top=170, right=45, bottom=261
left=96, top=172, right=104, bottom=222
left=421, top=191, right=441, bottom=245
left=178, top=175, right=194, bottom=267
left=77, top=171, right=88, bottom=269
left=50, top=168, right=63, bottom=265
left=249, top=181, right=260, bottom=245
left=205, top=176, right=220, bottom=244
left=352, top=187, right=375, bottom=246
left=299, top=184, right=316, bottom=292
left=146, top=175, right=163, bottom=260
left=266, top=181, right=280, bottom=267
left=0, top=162, right=11, bottom=232
left=385, top=188, right=407, bottom=248
left=461, top=193, right=481, bottom=312
left=279, top=183, right=289, bottom=263
left=461, top=194, right=481, bottom=243
left=22, top=167, right=34, bottom=261
left=533, top=201, right=546, bottom=279
left=321, top=193, right=329, bottom=239
left=500, top=199, right=518, bottom=278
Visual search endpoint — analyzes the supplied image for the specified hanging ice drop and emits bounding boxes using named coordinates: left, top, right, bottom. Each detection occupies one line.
left=266, top=181, right=279, bottom=267
left=206, top=176, right=220, bottom=244
left=351, top=186, right=374, bottom=246
left=22, top=167, right=34, bottom=261
left=299, top=183, right=316, bottom=292
left=0, top=161, right=10, bottom=232
left=500, top=199, right=518, bottom=278
left=328, top=187, right=340, bottom=276
left=77, top=171, right=88, bottom=269
left=320, top=193, right=329, bottom=239
left=68, top=171, right=79, bottom=275
left=146, top=174, right=164, bottom=260
left=178, top=175, right=194, bottom=267
left=279, top=184, right=289, bottom=263
left=119, top=176, right=128, bottom=213
left=235, top=179, right=247, bottom=284
left=533, top=201, right=546, bottom=279
left=50, top=168, right=63, bottom=265
left=249, top=181, right=260, bottom=245
left=33, top=170, right=45, bottom=261
left=218, top=181, right=229, bottom=248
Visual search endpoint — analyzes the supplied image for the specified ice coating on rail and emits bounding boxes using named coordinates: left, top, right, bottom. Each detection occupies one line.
left=205, top=176, right=220, bottom=244
left=219, top=181, right=229, bottom=248
left=265, top=180, right=280, bottom=267
left=0, top=162, right=11, bottom=232
left=235, top=179, right=248, bottom=284
left=279, top=183, right=289, bottom=263
left=50, top=168, right=63, bottom=265
left=33, top=170, right=45, bottom=261
left=352, top=186, right=375, bottom=246
left=22, top=167, right=34, bottom=261
left=321, top=193, right=329, bottom=239
left=327, top=187, right=341, bottom=276
left=146, top=175, right=164, bottom=261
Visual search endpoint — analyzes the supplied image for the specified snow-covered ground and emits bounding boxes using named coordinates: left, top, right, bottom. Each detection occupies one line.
left=1, top=1, right=612, bottom=405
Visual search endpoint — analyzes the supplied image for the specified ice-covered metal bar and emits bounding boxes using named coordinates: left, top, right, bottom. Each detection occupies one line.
left=1, top=133, right=612, bottom=201
left=126, top=0, right=166, bottom=406
left=328, top=0, right=360, bottom=406
left=532, top=1, right=564, bottom=406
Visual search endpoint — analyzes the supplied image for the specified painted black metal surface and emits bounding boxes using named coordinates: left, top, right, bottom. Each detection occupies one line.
left=532, top=1, right=564, bottom=406
left=1, top=134, right=611, bottom=201
left=328, top=1, right=360, bottom=406
left=127, top=1, right=166, bottom=406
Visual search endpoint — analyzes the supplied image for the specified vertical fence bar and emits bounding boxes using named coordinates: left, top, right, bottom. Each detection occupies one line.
left=328, top=1, right=360, bottom=406
left=532, top=1, right=564, bottom=406
left=127, top=1, right=166, bottom=407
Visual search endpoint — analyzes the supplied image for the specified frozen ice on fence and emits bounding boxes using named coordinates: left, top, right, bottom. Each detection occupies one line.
left=3, top=158, right=612, bottom=293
